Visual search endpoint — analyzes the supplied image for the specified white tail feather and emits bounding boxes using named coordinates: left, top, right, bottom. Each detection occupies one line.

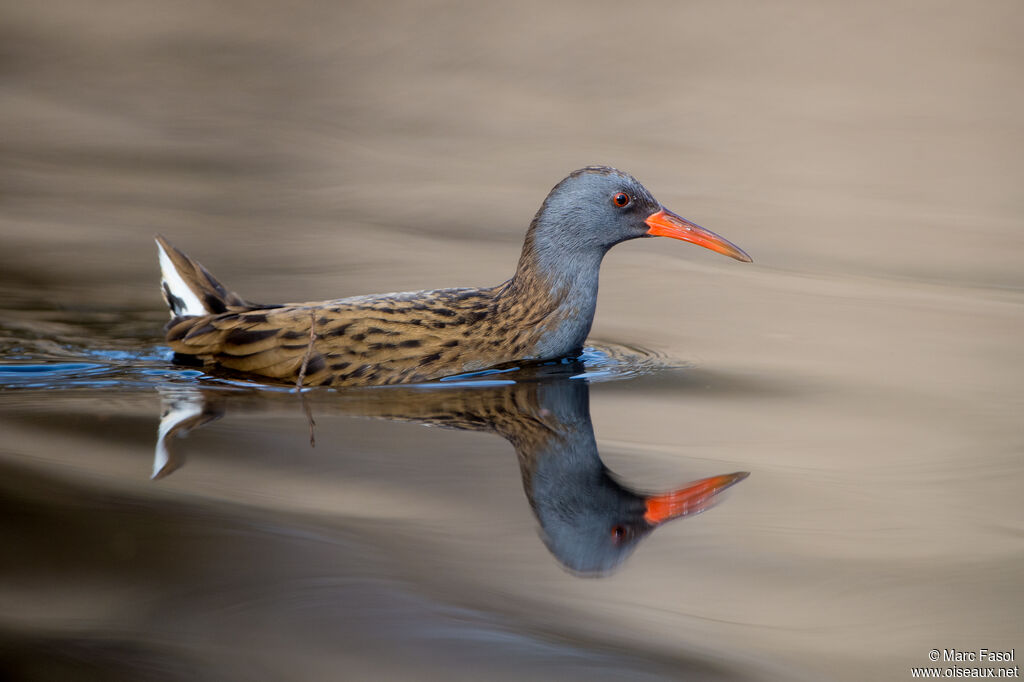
left=156, top=239, right=208, bottom=318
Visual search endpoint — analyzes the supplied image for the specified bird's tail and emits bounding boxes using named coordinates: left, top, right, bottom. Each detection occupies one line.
left=155, top=235, right=248, bottom=318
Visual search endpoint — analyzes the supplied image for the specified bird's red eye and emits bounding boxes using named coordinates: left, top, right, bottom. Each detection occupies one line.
left=611, top=525, right=627, bottom=543
left=612, top=192, right=630, bottom=207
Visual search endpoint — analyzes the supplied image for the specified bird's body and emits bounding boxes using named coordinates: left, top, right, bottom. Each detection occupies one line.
left=157, top=166, right=751, bottom=387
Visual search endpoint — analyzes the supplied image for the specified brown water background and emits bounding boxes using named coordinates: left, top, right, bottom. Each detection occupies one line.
left=1, top=2, right=1022, bottom=680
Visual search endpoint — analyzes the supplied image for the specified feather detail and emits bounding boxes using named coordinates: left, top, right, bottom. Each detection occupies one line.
left=156, top=235, right=250, bottom=317
left=155, top=234, right=589, bottom=386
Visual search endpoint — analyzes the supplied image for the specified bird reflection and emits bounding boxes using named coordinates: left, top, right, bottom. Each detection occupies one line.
left=154, top=363, right=747, bottom=576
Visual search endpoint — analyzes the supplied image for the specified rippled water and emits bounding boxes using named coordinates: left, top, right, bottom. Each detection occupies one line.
left=2, top=2, right=1022, bottom=681
left=0, top=339, right=678, bottom=388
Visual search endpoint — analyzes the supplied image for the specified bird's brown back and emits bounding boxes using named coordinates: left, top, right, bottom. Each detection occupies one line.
left=165, top=281, right=575, bottom=386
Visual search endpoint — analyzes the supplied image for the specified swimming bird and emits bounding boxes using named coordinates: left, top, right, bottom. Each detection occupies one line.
left=157, top=166, right=751, bottom=387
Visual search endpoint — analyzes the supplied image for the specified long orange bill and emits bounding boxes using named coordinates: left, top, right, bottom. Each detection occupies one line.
left=644, top=471, right=749, bottom=525
left=645, top=208, right=753, bottom=263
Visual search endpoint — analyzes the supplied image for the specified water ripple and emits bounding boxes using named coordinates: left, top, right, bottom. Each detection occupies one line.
left=0, top=341, right=685, bottom=392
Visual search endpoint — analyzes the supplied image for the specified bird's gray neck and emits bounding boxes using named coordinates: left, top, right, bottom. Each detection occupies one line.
left=504, top=224, right=607, bottom=359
